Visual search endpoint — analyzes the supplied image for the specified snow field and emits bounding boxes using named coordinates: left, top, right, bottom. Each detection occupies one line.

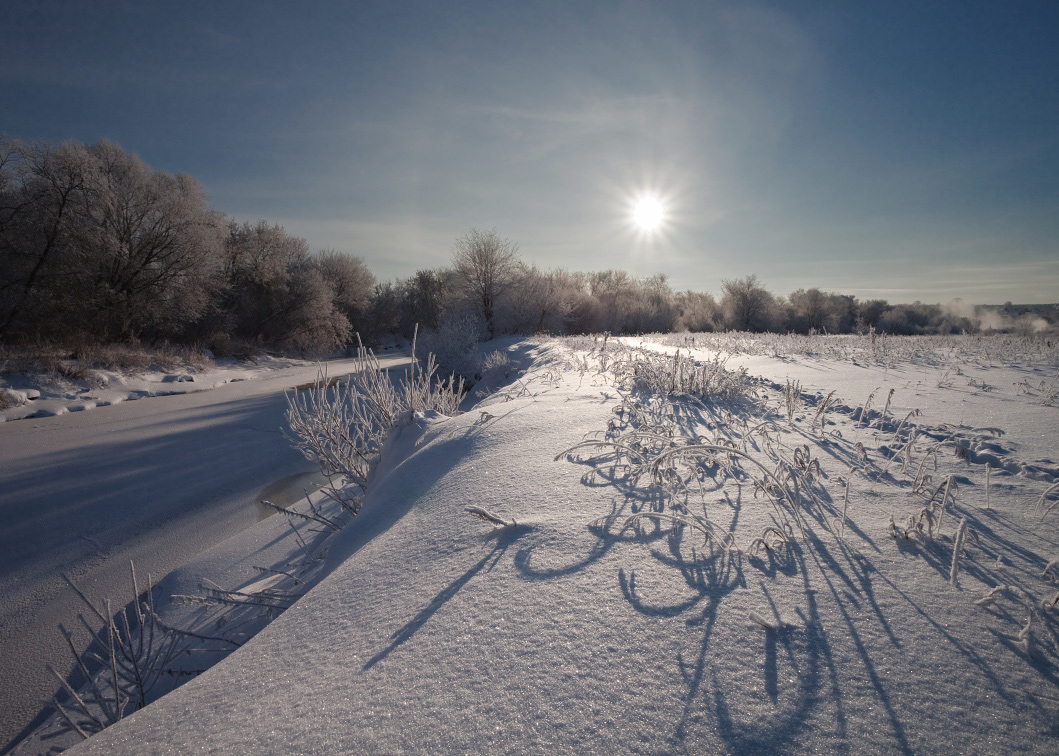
left=34, top=337, right=1059, bottom=753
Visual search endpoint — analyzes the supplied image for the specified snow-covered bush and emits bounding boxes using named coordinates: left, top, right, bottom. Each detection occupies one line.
left=481, top=349, right=509, bottom=373
left=417, top=311, right=484, bottom=383
left=618, top=347, right=751, bottom=402
left=285, top=337, right=464, bottom=516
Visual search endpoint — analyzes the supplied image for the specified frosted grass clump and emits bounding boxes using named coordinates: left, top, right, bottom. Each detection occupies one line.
left=615, top=347, right=751, bottom=402
left=50, top=564, right=194, bottom=740
left=285, top=334, right=464, bottom=517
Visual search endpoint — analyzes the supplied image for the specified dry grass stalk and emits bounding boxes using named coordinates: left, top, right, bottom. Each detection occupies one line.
left=985, top=464, right=992, bottom=510
left=839, top=479, right=851, bottom=539
left=784, top=379, right=801, bottom=424
left=876, top=388, right=895, bottom=429
left=1035, top=481, right=1059, bottom=521
left=811, top=390, right=837, bottom=432
left=465, top=506, right=515, bottom=528
left=950, top=517, right=968, bottom=587
left=858, top=387, right=880, bottom=427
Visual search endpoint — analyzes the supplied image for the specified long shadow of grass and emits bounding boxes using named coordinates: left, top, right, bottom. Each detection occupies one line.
left=363, top=525, right=528, bottom=671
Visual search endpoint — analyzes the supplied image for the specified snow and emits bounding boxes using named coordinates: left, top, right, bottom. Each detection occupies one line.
left=11, top=335, right=1059, bottom=754
left=0, top=350, right=409, bottom=752
left=0, top=355, right=312, bottom=423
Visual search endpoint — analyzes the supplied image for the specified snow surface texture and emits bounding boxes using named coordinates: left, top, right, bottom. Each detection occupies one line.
left=19, top=336, right=1059, bottom=754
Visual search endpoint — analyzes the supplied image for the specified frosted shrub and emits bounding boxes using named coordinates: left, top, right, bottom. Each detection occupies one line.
left=643, top=331, right=1059, bottom=370
left=285, top=336, right=464, bottom=516
left=482, top=350, right=510, bottom=372
left=51, top=564, right=192, bottom=739
left=418, top=312, right=484, bottom=382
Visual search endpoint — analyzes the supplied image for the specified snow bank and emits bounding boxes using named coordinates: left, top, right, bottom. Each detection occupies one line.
left=0, top=355, right=319, bottom=423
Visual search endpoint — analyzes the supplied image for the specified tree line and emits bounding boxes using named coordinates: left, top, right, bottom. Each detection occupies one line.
left=0, top=137, right=1040, bottom=356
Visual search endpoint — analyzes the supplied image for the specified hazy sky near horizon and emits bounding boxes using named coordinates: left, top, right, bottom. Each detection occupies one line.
left=3, top=1, right=1057, bottom=304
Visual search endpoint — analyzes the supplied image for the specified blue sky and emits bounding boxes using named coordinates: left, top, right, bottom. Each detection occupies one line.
left=3, top=1, right=1057, bottom=303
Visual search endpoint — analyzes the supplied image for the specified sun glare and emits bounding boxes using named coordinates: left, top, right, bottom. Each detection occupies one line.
left=632, top=195, right=665, bottom=232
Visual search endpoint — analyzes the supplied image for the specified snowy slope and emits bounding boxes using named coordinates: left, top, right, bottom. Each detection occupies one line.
left=35, top=337, right=1059, bottom=754
left=0, top=351, right=415, bottom=753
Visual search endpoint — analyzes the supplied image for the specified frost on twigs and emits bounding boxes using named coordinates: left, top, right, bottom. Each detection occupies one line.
left=260, top=497, right=342, bottom=532
left=747, top=525, right=791, bottom=557
left=748, top=608, right=802, bottom=631
left=893, top=474, right=960, bottom=541
left=1014, top=611, right=1035, bottom=656
left=811, top=390, right=837, bottom=432
left=50, top=563, right=193, bottom=739
left=1042, top=557, right=1059, bottom=582
left=171, top=579, right=296, bottom=613
left=285, top=330, right=464, bottom=523
left=783, top=379, right=801, bottom=424
left=1034, top=481, right=1059, bottom=522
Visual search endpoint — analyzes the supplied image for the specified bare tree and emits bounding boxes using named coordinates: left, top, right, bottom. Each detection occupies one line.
left=0, top=140, right=96, bottom=336
left=451, top=227, right=519, bottom=339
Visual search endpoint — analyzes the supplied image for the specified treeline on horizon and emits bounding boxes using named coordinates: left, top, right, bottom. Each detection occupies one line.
left=2, top=138, right=1053, bottom=357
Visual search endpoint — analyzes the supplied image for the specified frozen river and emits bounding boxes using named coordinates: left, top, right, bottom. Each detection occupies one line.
left=0, top=352, right=410, bottom=751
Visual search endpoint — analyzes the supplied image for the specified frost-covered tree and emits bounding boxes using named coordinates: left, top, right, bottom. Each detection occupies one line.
left=720, top=274, right=777, bottom=332
left=362, top=281, right=402, bottom=344
left=499, top=264, right=582, bottom=335
left=451, top=227, right=519, bottom=339
left=674, top=290, right=722, bottom=332
left=589, top=269, right=634, bottom=333
left=628, top=273, right=675, bottom=333
left=787, top=288, right=858, bottom=334
left=857, top=299, right=891, bottom=331
left=315, top=248, right=374, bottom=334
left=219, top=221, right=350, bottom=353
left=76, top=140, right=224, bottom=340
left=0, top=139, right=223, bottom=342
left=397, top=268, right=447, bottom=338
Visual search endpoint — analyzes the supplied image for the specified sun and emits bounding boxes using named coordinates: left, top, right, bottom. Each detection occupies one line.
left=632, top=195, right=665, bottom=232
